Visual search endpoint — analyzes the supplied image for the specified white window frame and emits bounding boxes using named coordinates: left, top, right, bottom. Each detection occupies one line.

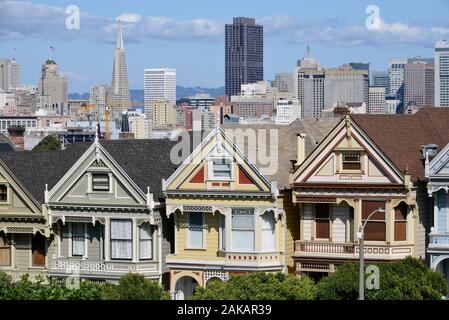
left=231, top=208, right=255, bottom=252
left=0, top=184, right=9, bottom=204
left=207, top=157, right=233, bottom=181
left=139, top=222, right=153, bottom=260
left=186, top=212, right=205, bottom=249
left=91, top=173, right=111, bottom=192
left=110, top=219, right=133, bottom=260
left=70, top=223, right=87, bottom=258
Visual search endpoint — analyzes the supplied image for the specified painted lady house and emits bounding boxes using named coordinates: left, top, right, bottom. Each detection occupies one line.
left=163, top=127, right=282, bottom=299
left=426, top=141, right=449, bottom=287
left=45, top=138, right=177, bottom=283
left=0, top=154, right=53, bottom=281
left=291, top=108, right=449, bottom=279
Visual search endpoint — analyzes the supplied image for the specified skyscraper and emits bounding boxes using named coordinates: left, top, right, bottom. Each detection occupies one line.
left=371, top=71, right=389, bottom=91
left=435, top=40, right=449, bottom=107
left=225, top=17, right=263, bottom=96
left=38, top=59, right=68, bottom=107
left=388, top=59, right=407, bottom=100
left=144, top=68, right=176, bottom=105
left=90, top=84, right=108, bottom=120
left=110, top=21, right=131, bottom=117
left=404, top=58, right=434, bottom=108
left=0, top=58, right=20, bottom=91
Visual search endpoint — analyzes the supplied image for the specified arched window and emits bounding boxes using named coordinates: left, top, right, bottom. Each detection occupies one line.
left=394, top=202, right=408, bottom=241
left=261, top=211, right=276, bottom=251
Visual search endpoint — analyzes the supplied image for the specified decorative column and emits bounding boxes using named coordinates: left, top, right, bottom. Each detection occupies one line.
left=104, top=218, right=110, bottom=261
left=387, top=200, right=394, bottom=244
left=354, top=200, right=361, bottom=243
left=132, top=218, right=138, bottom=262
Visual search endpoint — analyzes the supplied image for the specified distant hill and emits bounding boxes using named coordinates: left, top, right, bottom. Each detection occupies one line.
left=70, top=86, right=225, bottom=103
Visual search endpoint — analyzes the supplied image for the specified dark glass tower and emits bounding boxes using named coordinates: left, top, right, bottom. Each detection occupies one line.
left=225, top=17, right=263, bottom=96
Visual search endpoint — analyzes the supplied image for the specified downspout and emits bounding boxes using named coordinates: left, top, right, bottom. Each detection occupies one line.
left=281, top=210, right=286, bottom=274
left=158, top=222, right=162, bottom=285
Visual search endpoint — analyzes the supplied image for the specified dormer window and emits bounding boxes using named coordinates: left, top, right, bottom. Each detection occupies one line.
left=92, top=173, right=110, bottom=192
left=342, top=152, right=361, bottom=170
left=212, top=158, right=232, bottom=180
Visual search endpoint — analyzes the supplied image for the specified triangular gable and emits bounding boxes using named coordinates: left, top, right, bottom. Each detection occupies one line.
left=164, top=127, right=273, bottom=193
left=48, top=142, right=146, bottom=206
left=292, top=117, right=404, bottom=185
left=0, top=160, right=42, bottom=216
left=428, top=142, right=449, bottom=177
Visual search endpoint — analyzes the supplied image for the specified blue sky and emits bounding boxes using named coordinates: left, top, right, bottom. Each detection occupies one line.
left=0, top=0, right=448, bottom=92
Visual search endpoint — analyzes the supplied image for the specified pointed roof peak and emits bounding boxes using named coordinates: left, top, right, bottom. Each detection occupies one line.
left=116, top=20, right=124, bottom=50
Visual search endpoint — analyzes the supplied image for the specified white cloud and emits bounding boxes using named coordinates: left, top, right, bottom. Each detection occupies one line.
left=116, top=13, right=142, bottom=24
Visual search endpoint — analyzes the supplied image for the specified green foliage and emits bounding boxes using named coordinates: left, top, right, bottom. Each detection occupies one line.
left=191, top=272, right=317, bottom=300
left=317, top=257, right=447, bottom=300
left=0, top=272, right=169, bottom=300
left=32, top=135, right=61, bottom=151
left=116, top=273, right=170, bottom=300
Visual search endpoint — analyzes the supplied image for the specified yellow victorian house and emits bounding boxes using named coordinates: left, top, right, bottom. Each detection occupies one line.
left=163, top=127, right=282, bottom=299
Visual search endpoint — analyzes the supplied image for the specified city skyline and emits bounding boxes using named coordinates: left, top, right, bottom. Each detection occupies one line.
left=0, top=0, right=448, bottom=93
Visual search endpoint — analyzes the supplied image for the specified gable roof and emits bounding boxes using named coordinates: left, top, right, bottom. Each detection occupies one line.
left=351, top=107, right=449, bottom=182
left=223, top=118, right=340, bottom=189
left=0, top=139, right=178, bottom=204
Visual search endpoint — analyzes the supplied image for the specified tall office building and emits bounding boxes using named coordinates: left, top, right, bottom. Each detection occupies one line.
left=371, top=71, right=389, bottom=91
left=404, top=58, right=434, bottom=108
left=368, top=86, right=386, bottom=114
left=38, top=59, right=68, bottom=107
left=110, top=21, right=131, bottom=116
left=272, top=73, right=294, bottom=93
left=388, top=59, right=407, bottom=100
left=144, top=68, right=176, bottom=106
left=0, top=58, right=21, bottom=91
left=225, top=17, right=263, bottom=96
left=435, top=40, right=449, bottom=107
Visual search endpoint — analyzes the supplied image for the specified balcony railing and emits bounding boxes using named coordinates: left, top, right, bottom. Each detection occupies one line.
left=48, top=258, right=159, bottom=278
left=429, top=233, right=449, bottom=249
left=294, top=240, right=413, bottom=260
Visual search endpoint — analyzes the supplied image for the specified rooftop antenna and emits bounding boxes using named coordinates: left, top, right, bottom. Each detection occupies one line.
left=11, top=48, right=16, bottom=61
left=49, top=46, right=55, bottom=61
left=306, top=44, right=311, bottom=58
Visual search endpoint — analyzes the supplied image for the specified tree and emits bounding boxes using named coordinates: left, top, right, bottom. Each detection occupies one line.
left=32, top=135, right=61, bottom=151
left=316, top=257, right=447, bottom=300
left=191, top=272, right=317, bottom=300
left=115, top=273, right=170, bottom=300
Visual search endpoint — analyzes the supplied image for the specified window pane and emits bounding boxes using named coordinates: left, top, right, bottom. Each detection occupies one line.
left=262, top=213, right=275, bottom=251
left=111, top=220, right=132, bottom=240
left=92, top=173, right=110, bottom=191
left=139, top=223, right=153, bottom=260
left=188, top=213, right=203, bottom=248
left=364, top=222, right=386, bottom=241
left=232, top=214, right=254, bottom=229
left=362, top=201, right=386, bottom=220
left=0, top=234, right=11, bottom=266
left=0, top=185, right=7, bottom=202
left=232, top=230, right=254, bottom=251
left=72, top=223, right=85, bottom=256
left=111, top=220, right=133, bottom=260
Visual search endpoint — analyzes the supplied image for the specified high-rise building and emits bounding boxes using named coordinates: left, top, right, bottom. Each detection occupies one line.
left=38, top=59, right=68, bottom=108
left=388, top=59, right=407, bottom=100
left=144, top=68, right=176, bottom=106
left=188, top=93, right=214, bottom=109
left=435, top=40, right=449, bottom=107
left=371, top=71, right=389, bottom=91
left=148, top=100, right=177, bottom=128
left=368, top=86, right=386, bottom=114
left=225, top=17, right=263, bottom=96
left=111, top=21, right=131, bottom=116
left=90, top=85, right=108, bottom=120
left=0, top=58, right=21, bottom=91
left=404, top=58, right=434, bottom=108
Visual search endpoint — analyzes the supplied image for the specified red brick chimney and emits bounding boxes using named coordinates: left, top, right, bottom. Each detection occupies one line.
left=7, top=126, right=25, bottom=149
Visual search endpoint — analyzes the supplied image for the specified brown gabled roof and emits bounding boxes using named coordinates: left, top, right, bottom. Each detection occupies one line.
left=351, top=107, right=449, bottom=182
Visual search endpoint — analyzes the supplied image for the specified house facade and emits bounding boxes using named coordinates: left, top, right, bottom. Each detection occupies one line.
left=163, top=127, right=282, bottom=299
left=0, top=158, right=53, bottom=281
left=426, top=142, right=449, bottom=287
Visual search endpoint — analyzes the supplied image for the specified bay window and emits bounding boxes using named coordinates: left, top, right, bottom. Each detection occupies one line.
left=261, top=212, right=276, bottom=251
left=362, top=200, right=386, bottom=241
left=187, top=213, right=204, bottom=249
left=111, top=220, right=132, bottom=260
left=139, top=222, right=153, bottom=260
left=231, top=208, right=255, bottom=251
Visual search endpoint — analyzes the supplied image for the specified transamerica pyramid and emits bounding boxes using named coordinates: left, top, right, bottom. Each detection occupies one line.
left=110, top=20, right=131, bottom=117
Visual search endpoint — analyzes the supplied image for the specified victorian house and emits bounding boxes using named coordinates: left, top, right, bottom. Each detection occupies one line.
left=426, top=141, right=449, bottom=287
left=290, top=108, right=449, bottom=279
left=163, top=127, right=282, bottom=299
